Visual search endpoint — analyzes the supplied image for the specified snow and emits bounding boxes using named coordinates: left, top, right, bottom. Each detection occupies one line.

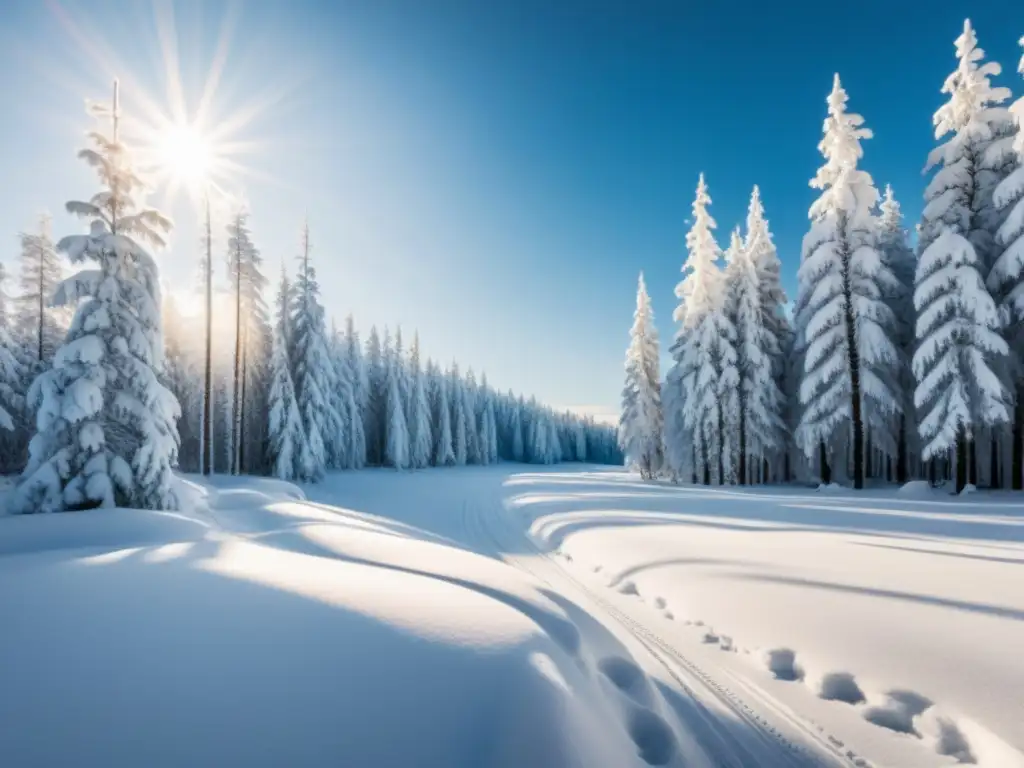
left=5, top=465, right=1024, bottom=767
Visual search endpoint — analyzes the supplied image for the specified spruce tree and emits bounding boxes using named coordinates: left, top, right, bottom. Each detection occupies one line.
left=725, top=227, right=782, bottom=484
left=915, top=22, right=1012, bottom=492
left=289, top=222, right=341, bottom=481
left=667, top=174, right=738, bottom=485
left=994, top=36, right=1024, bottom=488
left=877, top=185, right=917, bottom=482
left=619, top=272, right=663, bottom=478
left=267, top=320, right=307, bottom=480
left=796, top=75, right=898, bottom=489
left=12, top=82, right=180, bottom=512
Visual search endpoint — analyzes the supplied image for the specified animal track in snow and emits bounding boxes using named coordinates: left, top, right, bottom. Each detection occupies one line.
left=652, top=596, right=666, bottom=610
left=818, top=672, right=865, bottom=704
left=617, top=580, right=639, bottom=596
left=626, top=706, right=678, bottom=766
left=765, top=648, right=804, bottom=682
left=598, top=656, right=652, bottom=706
left=862, top=689, right=933, bottom=735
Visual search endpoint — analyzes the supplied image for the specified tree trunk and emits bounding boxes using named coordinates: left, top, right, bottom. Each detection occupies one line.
left=968, top=438, right=977, bottom=487
left=841, top=232, right=865, bottom=489
left=896, top=415, right=907, bottom=484
left=37, top=245, right=44, bottom=362
left=701, top=426, right=710, bottom=486
left=202, top=198, right=213, bottom=476
left=232, top=230, right=244, bottom=477
left=956, top=429, right=968, bottom=494
left=239, top=322, right=248, bottom=474
left=990, top=434, right=999, bottom=489
left=717, top=409, right=725, bottom=485
left=763, top=457, right=769, bottom=486
left=1014, top=389, right=1024, bottom=490
left=819, top=441, right=831, bottom=485
left=738, top=407, right=747, bottom=486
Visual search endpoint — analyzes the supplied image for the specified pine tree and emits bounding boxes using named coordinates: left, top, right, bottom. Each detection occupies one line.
left=725, top=226, right=782, bottom=484
left=480, top=373, right=499, bottom=464
left=267, top=320, right=307, bottom=480
left=15, top=213, right=66, bottom=368
left=432, top=364, right=456, bottom=466
left=915, top=23, right=1012, bottom=492
left=384, top=339, right=410, bottom=469
left=745, top=186, right=790, bottom=479
left=289, top=222, right=340, bottom=482
left=0, top=319, right=21, bottom=434
left=619, top=272, right=663, bottom=478
left=667, top=174, right=738, bottom=485
left=365, top=326, right=385, bottom=465
left=877, top=185, right=917, bottom=482
left=450, top=364, right=468, bottom=465
left=345, top=315, right=369, bottom=432
left=994, top=36, right=1024, bottom=489
left=407, top=333, right=432, bottom=468
left=511, top=400, right=525, bottom=462
left=12, top=82, right=180, bottom=512
left=796, top=75, right=898, bottom=489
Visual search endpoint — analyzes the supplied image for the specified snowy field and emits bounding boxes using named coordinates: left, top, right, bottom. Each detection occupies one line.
left=1, top=467, right=1022, bottom=767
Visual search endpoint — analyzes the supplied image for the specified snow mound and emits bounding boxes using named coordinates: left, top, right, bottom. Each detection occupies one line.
left=0, top=474, right=642, bottom=768
left=897, top=480, right=934, bottom=497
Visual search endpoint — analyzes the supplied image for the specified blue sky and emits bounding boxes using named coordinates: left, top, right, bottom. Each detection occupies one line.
left=0, top=0, right=1021, bottom=421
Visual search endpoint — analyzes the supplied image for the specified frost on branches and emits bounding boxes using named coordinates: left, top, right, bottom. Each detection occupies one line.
left=289, top=223, right=343, bottom=482
left=915, top=21, right=1011, bottom=481
left=267, top=318, right=307, bottom=480
left=724, top=224, right=783, bottom=484
left=666, top=174, right=738, bottom=485
left=11, top=83, right=181, bottom=513
left=618, top=272, right=663, bottom=478
left=795, top=74, right=898, bottom=488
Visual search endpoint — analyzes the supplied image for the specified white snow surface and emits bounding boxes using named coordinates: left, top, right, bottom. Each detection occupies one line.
left=3, top=467, right=1024, bottom=768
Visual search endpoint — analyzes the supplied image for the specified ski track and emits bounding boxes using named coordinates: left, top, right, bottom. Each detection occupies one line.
left=459, top=495, right=859, bottom=768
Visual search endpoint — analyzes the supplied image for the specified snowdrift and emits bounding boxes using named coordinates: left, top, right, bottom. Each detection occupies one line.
left=0, top=474, right=640, bottom=768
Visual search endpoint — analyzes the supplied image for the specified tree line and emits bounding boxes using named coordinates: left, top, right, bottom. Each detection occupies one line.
left=0, top=82, right=620, bottom=513
left=620, top=21, right=1024, bottom=493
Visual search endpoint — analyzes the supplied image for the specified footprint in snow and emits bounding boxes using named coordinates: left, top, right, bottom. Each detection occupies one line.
left=765, top=648, right=804, bottom=682
left=616, top=580, right=639, bottom=596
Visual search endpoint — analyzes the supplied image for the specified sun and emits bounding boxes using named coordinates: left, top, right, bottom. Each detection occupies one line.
left=156, top=120, right=213, bottom=190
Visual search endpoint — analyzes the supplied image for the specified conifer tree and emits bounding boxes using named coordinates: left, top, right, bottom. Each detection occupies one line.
left=619, top=272, right=663, bottom=478
left=12, top=82, right=180, bottom=512
left=267, top=320, right=307, bottom=480
left=915, top=23, right=1012, bottom=492
left=666, top=174, right=738, bottom=485
left=796, top=75, right=898, bottom=489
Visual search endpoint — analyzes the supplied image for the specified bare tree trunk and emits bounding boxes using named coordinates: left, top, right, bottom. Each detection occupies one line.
left=956, top=429, right=968, bottom=494
left=820, top=441, right=831, bottom=485
left=202, top=198, right=213, bottom=476
left=232, top=224, right=243, bottom=476
left=1014, top=389, right=1024, bottom=490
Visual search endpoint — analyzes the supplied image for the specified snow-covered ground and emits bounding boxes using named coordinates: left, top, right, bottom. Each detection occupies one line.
left=2, top=467, right=1022, bottom=767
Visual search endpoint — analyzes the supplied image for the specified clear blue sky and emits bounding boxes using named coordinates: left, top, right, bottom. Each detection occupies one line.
left=0, top=0, right=1021, bottom=421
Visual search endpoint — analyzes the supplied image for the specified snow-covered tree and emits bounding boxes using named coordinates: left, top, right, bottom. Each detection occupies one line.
left=480, top=373, right=499, bottom=464
left=431, top=363, right=456, bottom=466
left=667, top=174, right=738, bottom=485
left=407, top=333, right=432, bottom=468
left=0, top=320, right=21, bottom=434
left=618, top=272, right=663, bottom=478
left=267, top=318, right=307, bottom=480
left=15, top=213, right=66, bottom=367
left=877, top=185, right=917, bottom=482
left=365, top=326, right=385, bottom=465
left=384, top=339, right=410, bottom=469
left=510, top=400, right=525, bottom=462
left=915, top=22, right=1012, bottom=492
left=795, top=74, right=898, bottom=489
left=995, top=36, right=1024, bottom=488
left=725, top=226, right=783, bottom=484
left=12, top=82, right=181, bottom=513
left=289, top=222, right=340, bottom=481
left=450, top=364, right=468, bottom=465
left=744, top=186, right=790, bottom=477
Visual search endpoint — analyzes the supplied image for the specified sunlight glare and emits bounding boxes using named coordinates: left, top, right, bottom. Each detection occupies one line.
left=157, top=121, right=212, bottom=189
